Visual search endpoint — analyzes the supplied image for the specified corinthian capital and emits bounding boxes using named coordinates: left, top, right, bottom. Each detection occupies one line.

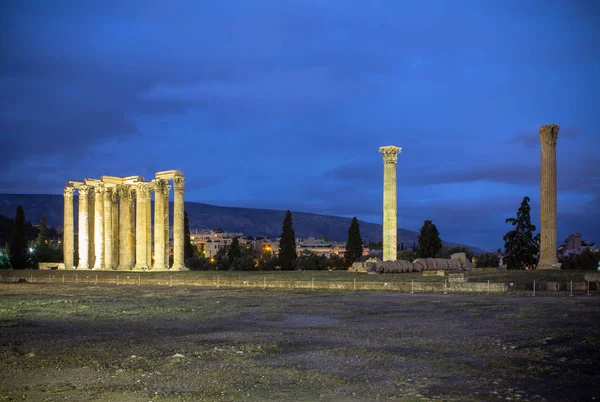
left=539, top=124, right=559, bottom=146
left=136, top=182, right=150, bottom=197
left=154, top=179, right=168, bottom=194
left=379, top=145, right=402, bottom=163
left=173, top=176, right=185, bottom=189
left=78, top=185, right=91, bottom=197
left=94, top=183, right=106, bottom=195
left=64, top=187, right=75, bottom=198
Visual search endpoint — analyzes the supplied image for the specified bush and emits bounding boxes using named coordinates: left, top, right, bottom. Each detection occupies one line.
left=186, top=257, right=212, bottom=271
left=230, top=255, right=256, bottom=271
left=559, top=249, right=600, bottom=270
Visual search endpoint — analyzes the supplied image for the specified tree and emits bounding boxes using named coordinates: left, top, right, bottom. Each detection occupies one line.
left=477, top=252, right=499, bottom=268
left=416, top=220, right=442, bottom=258
left=9, top=206, right=28, bottom=269
left=503, top=196, right=540, bottom=270
left=184, top=211, right=194, bottom=260
left=278, top=210, right=297, bottom=270
left=227, top=237, right=242, bottom=264
left=345, top=217, right=363, bottom=267
left=398, top=249, right=415, bottom=261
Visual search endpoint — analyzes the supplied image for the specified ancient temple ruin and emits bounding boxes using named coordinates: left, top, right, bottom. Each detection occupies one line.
left=62, top=170, right=186, bottom=271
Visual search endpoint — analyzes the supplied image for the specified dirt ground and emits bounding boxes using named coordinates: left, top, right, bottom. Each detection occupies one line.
left=0, top=283, right=599, bottom=401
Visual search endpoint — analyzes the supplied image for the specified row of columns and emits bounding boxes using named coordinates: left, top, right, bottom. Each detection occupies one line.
left=63, top=175, right=186, bottom=271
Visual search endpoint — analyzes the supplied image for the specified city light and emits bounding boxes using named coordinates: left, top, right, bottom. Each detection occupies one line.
left=29, top=248, right=34, bottom=253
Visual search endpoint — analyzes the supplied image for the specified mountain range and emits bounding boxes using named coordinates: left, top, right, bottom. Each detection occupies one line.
left=0, top=194, right=483, bottom=252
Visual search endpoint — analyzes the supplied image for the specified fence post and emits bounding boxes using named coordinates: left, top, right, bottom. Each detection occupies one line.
left=532, top=280, right=535, bottom=297
left=263, top=277, right=266, bottom=289
left=138, top=274, right=141, bottom=286
left=170, top=275, right=173, bottom=287
left=117, top=275, right=119, bottom=285
left=75, top=273, right=78, bottom=284
left=353, top=277, right=356, bottom=291
left=217, top=275, right=220, bottom=288
left=312, top=276, right=314, bottom=291
left=49, top=273, right=51, bottom=283
left=411, top=280, right=414, bottom=294
left=30, top=273, right=33, bottom=283
left=587, top=280, right=591, bottom=296
left=487, top=280, right=490, bottom=294
left=95, top=274, right=98, bottom=285
left=62, top=274, right=64, bottom=283
left=444, top=279, right=448, bottom=295
left=570, top=280, right=573, bottom=297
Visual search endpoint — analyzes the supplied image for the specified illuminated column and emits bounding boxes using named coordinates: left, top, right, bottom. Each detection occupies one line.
left=103, top=187, right=113, bottom=269
left=134, top=183, right=149, bottom=270
left=63, top=186, right=75, bottom=269
left=111, top=190, right=119, bottom=268
left=165, top=185, right=170, bottom=268
left=153, top=179, right=167, bottom=271
left=117, top=185, right=133, bottom=270
left=171, top=176, right=186, bottom=270
left=379, top=146, right=402, bottom=261
left=538, top=124, right=560, bottom=270
left=92, top=184, right=105, bottom=270
left=146, top=186, right=152, bottom=268
left=88, top=190, right=95, bottom=268
left=128, top=187, right=136, bottom=268
left=77, top=185, right=91, bottom=269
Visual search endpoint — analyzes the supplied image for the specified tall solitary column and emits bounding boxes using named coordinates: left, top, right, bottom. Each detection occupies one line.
left=171, top=176, right=186, bottom=270
left=134, top=183, right=149, bottom=270
left=128, top=187, right=136, bottom=267
left=88, top=190, right=95, bottom=268
left=153, top=179, right=167, bottom=270
left=538, top=124, right=560, bottom=270
left=117, top=185, right=132, bottom=270
left=379, top=146, right=402, bottom=261
left=63, top=186, right=75, bottom=269
left=93, top=184, right=105, bottom=270
left=103, top=187, right=114, bottom=269
left=77, top=185, right=91, bottom=269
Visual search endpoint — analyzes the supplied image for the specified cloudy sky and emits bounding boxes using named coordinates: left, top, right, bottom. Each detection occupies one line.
left=1, top=0, right=598, bottom=250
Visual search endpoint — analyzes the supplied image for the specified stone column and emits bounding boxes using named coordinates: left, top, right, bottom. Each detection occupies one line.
left=171, top=176, right=186, bottom=270
left=63, top=186, right=75, bottom=269
left=92, top=184, right=105, bottom=270
left=146, top=186, right=152, bottom=268
left=165, top=185, right=171, bottom=268
left=153, top=179, right=167, bottom=271
left=103, top=187, right=113, bottom=270
left=88, top=190, right=95, bottom=268
left=128, top=187, right=136, bottom=268
left=538, top=124, right=560, bottom=270
left=111, top=190, right=119, bottom=268
left=134, top=183, right=149, bottom=271
left=77, top=185, right=91, bottom=269
left=379, top=146, right=402, bottom=261
left=117, top=185, right=132, bottom=270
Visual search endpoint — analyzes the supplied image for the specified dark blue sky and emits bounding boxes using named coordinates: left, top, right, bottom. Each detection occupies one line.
left=1, top=0, right=598, bottom=250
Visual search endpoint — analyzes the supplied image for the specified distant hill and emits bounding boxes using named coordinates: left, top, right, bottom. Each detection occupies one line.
left=0, top=194, right=483, bottom=252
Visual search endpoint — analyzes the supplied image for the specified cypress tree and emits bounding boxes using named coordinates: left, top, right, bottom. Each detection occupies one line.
left=227, top=237, right=242, bottom=264
left=278, top=210, right=297, bottom=270
left=416, top=220, right=442, bottom=258
left=344, top=217, right=363, bottom=267
left=9, top=206, right=28, bottom=269
left=503, top=196, right=540, bottom=270
left=184, top=211, right=194, bottom=260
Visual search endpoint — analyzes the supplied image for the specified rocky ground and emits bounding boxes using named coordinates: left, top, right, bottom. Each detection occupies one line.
left=0, top=283, right=599, bottom=401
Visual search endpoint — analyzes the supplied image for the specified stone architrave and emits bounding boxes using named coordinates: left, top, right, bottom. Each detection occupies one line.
left=171, top=176, right=185, bottom=270
left=111, top=189, right=119, bottom=268
left=92, top=184, right=105, bottom=270
left=379, top=146, right=402, bottom=261
left=63, top=186, right=75, bottom=269
left=165, top=185, right=171, bottom=268
left=77, top=185, right=91, bottom=269
left=117, top=185, right=133, bottom=270
left=538, top=124, right=560, bottom=270
left=133, top=183, right=149, bottom=270
left=103, top=187, right=114, bottom=269
left=153, top=179, right=167, bottom=270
